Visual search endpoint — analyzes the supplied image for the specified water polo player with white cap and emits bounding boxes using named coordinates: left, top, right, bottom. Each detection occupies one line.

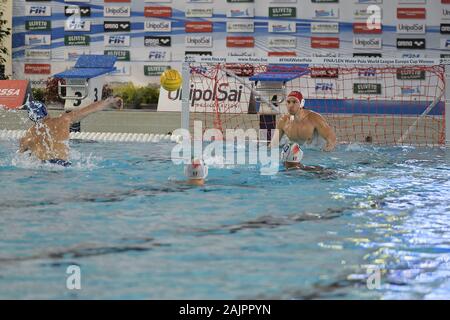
left=281, top=142, right=324, bottom=172
left=184, top=158, right=208, bottom=186
left=270, top=91, right=337, bottom=152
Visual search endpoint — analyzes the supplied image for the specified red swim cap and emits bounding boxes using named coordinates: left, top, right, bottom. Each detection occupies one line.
left=287, top=91, right=305, bottom=107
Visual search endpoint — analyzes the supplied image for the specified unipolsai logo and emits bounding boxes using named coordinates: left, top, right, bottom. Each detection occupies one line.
left=145, top=21, right=171, bottom=32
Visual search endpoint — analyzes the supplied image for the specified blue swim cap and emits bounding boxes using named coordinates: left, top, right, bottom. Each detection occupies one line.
left=27, top=100, right=48, bottom=122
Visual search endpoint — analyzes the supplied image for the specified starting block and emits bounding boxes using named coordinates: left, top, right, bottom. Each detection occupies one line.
left=54, top=55, right=117, bottom=111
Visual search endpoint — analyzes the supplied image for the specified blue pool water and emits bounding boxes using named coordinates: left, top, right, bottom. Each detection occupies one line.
left=0, top=140, right=449, bottom=299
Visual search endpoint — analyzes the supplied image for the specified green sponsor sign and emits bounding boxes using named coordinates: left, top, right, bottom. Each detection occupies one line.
left=396, top=69, right=426, bottom=80
left=104, top=50, right=130, bottom=62
left=144, top=65, right=168, bottom=76
left=269, top=7, right=296, bottom=18
left=353, top=83, right=382, bottom=95
left=64, top=35, right=90, bottom=46
left=25, top=20, right=51, bottom=31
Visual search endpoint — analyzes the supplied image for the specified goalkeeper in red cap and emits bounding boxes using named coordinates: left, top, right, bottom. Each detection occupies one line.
left=270, top=91, right=337, bottom=152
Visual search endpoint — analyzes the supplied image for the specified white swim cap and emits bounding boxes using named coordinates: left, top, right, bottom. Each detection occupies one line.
left=184, top=159, right=208, bottom=180
left=281, top=143, right=304, bottom=163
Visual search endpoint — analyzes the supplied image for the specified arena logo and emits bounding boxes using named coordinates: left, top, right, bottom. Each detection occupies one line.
left=186, top=8, right=213, bottom=18
left=227, top=8, right=254, bottom=18
left=185, top=36, right=213, bottom=48
left=185, top=22, right=213, bottom=33
left=65, top=6, right=91, bottom=17
left=310, top=67, right=339, bottom=78
left=26, top=5, right=51, bottom=16
left=104, top=35, right=130, bottom=47
left=313, top=9, right=339, bottom=19
left=268, top=21, right=296, bottom=33
left=397, top=23, right=426, bottom=34
left=104, top=6, right=131, bottom=17
left=441, top=24, right=450, bottom=34
left=104, top=21, right=131, bottom=32
left=397, top=38, right=426, bottom=49
left=144, top=36, right=171, bottom=47
left=144, top=6, right=172, bottom=17
left=267, top=37, right=296, bottom=48
left=145, top=21, right=171, bottom=32
left=171, top=121, right=280, bottom=173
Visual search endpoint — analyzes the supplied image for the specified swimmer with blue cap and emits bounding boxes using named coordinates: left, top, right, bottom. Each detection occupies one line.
left=281, top=143, right=324, bottom=172
left=19, top=96, right=122, bottom=166
left=184, top=158, right=208, bottom=186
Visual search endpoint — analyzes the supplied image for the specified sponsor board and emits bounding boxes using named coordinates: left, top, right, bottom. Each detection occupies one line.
left=397, top=38, right=426, bottom=49
left=226, top=36, right=255, bottom=47
left=268, top=51, right=296, bottom=57
left=148, top=51, right=171, bottom=61
left=267, top=37, right=296, bottom=48
left=144, top=65, right=169, bottom=76
left=314, top=82, right=337, bottom=94
left=64, top=35, right=90, bottom=46
left=227, top=21, right=254, bottom=33
left=397, top=8, right=426, bottom=19
left=185, top=36, right=213, bottom=48
left=353, top=37, right=382, bottom=49
left=227, top=8, right=254, bottom=18
left=353, top=53, right=382, bottom=57
left=65, top=49, right=90, bottom=61
left=25, top=49, right=51, bottom=60
left=110, top=64, right=131, bottom=76
left=104, top=35, right=130, bottom=47
left=441, top=24, right=450, bottom=34
left=353, top=22, right=382, bottom=34
left=313, top=8, right=339, bottom=19
left=0, top=80, right=30, bottom=109
left=396, top=68, right=426, bottom=80
left=145, top=21, right=171, bottom=32
left=397, top=23, right=426, bottom=34
left=65, top=20, right=91, bottom=32
left=354, top=7, right=382, bottom=20
left=310, top=67, right=339, bottom=78
left=311, top=22, right=339, bottom=34
left=24, top=64, right=51, bottom=75
left=144, top=36, right=171, bottom=47
left=268, top=21, right=296, bottom=33
left=26, top=5, right=51, bottom=16
left=144, top=6, right=172, bottom=17
left=400, top=86, right=422, bottom=96
left=311, top=37, right=339, bottom=49
left=104, top=50, right=130, bottom=61
left=185, top=51, right=212, bottom=56
left=227, top=50, right=256, bottom=57
left=269, top=7, right=296, bottom=18
left=356, top=67, right=379, bottom=79
left=185, top=21, right=213, bottom=33
left=104, top=21, right=131, bottom=32
left=65, top=6, right=91, bottom=17
left=353, top=83, right=382, bottom=95
left=441, top=39, right=450, bottom=50
left=186, top=8, right=213, bottom=18
left=104, top=6, right=131, bottom=17
left=25, top=34, right=51, bottom=46
left=25, top=20, right=51, bottom=31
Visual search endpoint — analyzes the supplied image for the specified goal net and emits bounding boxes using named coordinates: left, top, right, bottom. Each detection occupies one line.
left=181, top=56, right=447, bottom=146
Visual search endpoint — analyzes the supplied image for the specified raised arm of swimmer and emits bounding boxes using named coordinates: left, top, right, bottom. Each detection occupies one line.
left=62, top=97, right=123, bottom=124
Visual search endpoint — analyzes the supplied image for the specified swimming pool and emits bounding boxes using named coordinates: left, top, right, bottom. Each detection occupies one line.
left=0, top=140, right=449, bottom=299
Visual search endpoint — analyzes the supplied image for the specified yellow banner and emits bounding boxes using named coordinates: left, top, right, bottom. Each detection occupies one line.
left=0, top=0, right=12, bottom=79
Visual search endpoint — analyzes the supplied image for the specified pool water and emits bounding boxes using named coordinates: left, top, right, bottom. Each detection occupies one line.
left=0, top=140, right=449, bottom=299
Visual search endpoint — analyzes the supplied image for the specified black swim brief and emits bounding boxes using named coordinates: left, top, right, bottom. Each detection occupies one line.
left=43, top=159, right=72, bottom=167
